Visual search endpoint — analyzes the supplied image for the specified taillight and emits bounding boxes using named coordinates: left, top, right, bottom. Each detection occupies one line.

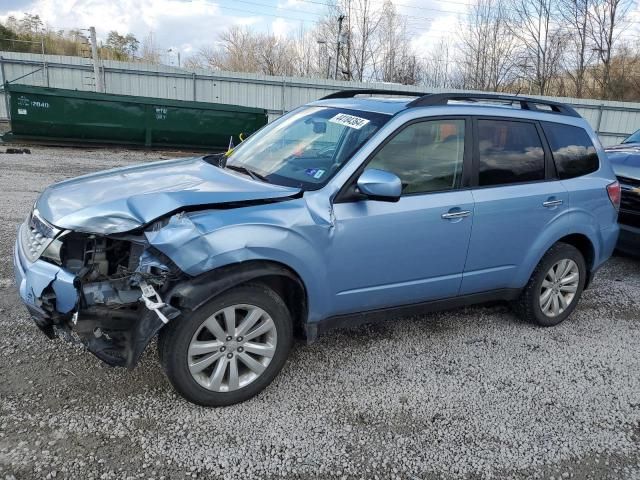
left=607, top=181, right=621, bottom=210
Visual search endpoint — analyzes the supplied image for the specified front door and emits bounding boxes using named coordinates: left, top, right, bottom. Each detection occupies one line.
left=328, top=118, right=475, bottom=315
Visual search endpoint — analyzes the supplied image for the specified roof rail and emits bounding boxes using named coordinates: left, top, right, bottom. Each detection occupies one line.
left=406, top=92, right=581, bottom=117
left=320, top=89, right=428, bottom=100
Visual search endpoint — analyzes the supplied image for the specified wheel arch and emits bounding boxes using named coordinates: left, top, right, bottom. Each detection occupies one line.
left=165, top=259, right=309, bottom=337
left=522, top=232, right=596, bottom=291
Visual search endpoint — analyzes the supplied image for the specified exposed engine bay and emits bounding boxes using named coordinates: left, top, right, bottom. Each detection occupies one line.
left=15, top=155, right=307, bottom=371
left=28, top=221, right=183, bottom=367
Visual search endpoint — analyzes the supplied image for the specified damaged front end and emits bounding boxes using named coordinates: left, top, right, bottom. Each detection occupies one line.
left=14, top=209, right=182, bottom=367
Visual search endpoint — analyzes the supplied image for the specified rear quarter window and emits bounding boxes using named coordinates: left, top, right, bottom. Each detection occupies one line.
left=542, top=123, right=599, bottom=179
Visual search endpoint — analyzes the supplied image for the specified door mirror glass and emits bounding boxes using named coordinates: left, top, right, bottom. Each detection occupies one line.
left=356, top=169, right=402, bottom=201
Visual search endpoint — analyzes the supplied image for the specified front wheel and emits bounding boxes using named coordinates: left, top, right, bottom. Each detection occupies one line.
left=513, top=243, right=587, bottom=327
left=159, top=283, right=293, bottom=406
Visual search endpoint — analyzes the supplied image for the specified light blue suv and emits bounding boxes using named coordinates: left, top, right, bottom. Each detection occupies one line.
left=14, top=91, right=620, bottom=406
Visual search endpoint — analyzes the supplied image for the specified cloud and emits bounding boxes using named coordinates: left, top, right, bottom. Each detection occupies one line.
left=0, top=0, right=269, bottom=56
left=271, top=17, right=294, bottom=38
left=0, top=0, right=469, bottom=61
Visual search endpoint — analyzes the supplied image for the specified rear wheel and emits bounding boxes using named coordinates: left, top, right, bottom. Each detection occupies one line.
left=159, top=283, right=292, bottom=406
left=513, top=243, right=587, bottom=327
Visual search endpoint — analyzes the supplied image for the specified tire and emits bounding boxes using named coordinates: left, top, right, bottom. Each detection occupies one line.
left=513, top=243, right=587, bottom=327
left=158, top=283, right=293, bottom=406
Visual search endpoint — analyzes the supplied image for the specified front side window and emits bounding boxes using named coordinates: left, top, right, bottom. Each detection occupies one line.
left=225, top=106, right=390, bottom=190
left=366, top=119, right=465, bottom=195
left=542, top=123, right=599, bottom=179
left=477, top=119, right=545, bottom=186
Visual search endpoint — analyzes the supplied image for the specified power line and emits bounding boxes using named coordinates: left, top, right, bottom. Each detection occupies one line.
left=182, top=0, right=317, bottom=23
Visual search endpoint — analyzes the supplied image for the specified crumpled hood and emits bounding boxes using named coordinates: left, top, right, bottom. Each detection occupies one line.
left=36, top=157, right=300, bottom=234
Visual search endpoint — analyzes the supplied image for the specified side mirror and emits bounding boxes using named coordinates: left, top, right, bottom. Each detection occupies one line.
left=356, top=169, right=402, bottom=202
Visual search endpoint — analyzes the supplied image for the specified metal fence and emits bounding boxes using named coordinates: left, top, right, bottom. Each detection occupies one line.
left=2, top=50, right=640, bottom=146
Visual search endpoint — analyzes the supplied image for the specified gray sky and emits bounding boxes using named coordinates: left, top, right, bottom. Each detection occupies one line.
left=4, top=0, right=640, bottom=65
left=0, top=0, right=463, bottom=61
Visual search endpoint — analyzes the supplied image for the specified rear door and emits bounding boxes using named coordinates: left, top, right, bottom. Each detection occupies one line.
left=460, top=117, right=569, bottom=294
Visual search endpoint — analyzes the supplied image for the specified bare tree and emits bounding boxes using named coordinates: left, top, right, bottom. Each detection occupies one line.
left=256, top=34, right=297, bottom=76
left=186, top=26, right=302, bottom=76
left=558, top=0, right=593, bottom=97
left=290, top=25, right=317, bottom=77
left=313, top=0, right=386, bottom=81
left=375, top=0, right=422, bottom=84
left=350, top=0, right=386, bottom=81
left=423, top=39, right=454, bottom=88
left=507, top=0, right=566, bottom=95
left=589, top=0, right=631, bottom=98
left=139, top=31, right=161, bottom=64
left=458, top=0, right=518, bottom=91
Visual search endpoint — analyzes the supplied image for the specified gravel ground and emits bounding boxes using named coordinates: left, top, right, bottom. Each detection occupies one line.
left=1, top=146, right=639, bottom=480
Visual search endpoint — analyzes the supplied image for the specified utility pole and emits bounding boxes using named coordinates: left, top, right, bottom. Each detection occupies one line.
left=316, top=39, right=327, bottom=78
left=335, top=14, right=345, bottom=80
left=89, top=26, right=104, bottom=93
left=346, top=0, right=351, bottom=80
left=168, top=48, right=181, bottom=67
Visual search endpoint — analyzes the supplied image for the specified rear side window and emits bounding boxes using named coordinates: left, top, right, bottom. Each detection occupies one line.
left=477, top=119, right=545, bottom=186
left=542, top=123, right=599, bottom=179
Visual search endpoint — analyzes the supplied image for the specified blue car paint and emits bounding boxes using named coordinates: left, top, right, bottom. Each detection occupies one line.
left=14, top=99, right=619, bottom=330
left=36, top=157, right=300, bottom=234
left=14, top=226, right=77, bottom=314
left=330, top=190, right=474, bottom=314
left=607, top=145, right=640, bottom=179
left=460, top=181, right=571, bottom=294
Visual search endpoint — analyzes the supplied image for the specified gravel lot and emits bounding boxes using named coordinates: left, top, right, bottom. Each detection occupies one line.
left=1, top=146, right=639, bottom=480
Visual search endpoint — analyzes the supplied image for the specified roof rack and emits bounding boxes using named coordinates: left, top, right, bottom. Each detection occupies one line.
left=321, top=90, right=580, bottom=117
left=406, top=92, right=580, bottom=117
left=320, top=89, right=428, bottom=100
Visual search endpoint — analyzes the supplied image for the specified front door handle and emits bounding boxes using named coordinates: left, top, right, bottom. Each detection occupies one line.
left=543, top=199, right=563, bottom=208
left=441, top=210, right=472, bottom=219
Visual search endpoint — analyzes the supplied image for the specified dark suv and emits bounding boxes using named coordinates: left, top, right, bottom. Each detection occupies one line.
left=606, top=131, right=640, bottom=255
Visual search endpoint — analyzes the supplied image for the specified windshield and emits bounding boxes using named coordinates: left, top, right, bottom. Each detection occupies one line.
left=225, top=106, right=391, bottom=189
left=623, top=129, right=640, bottom=144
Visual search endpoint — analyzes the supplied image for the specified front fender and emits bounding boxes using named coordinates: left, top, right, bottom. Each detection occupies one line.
left=164, top=260, right=306, bottom=313
left=145, top=204, right=331, bottom=322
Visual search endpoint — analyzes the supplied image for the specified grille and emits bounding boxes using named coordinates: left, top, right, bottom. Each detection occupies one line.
left=617, top=175, right=640, bottom=227
left=619, top=210, right=640, bottom=228
left=20, top=209, right=59, bottom=263
left=617, top=175, right=640, bottom=187
left=620, top=187, right=640, bottom=212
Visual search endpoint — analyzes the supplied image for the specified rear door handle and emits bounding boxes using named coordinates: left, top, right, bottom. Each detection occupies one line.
left=441, top=210, right=472, bottom=219
left=543, top=199, right=563, bottom=208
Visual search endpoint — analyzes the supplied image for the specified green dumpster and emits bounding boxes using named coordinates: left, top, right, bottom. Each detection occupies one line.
left=2, top=84, right=268, bottom=150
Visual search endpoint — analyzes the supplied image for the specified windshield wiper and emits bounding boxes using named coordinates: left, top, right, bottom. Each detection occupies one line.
left=225, top=164, right=269, bottom=183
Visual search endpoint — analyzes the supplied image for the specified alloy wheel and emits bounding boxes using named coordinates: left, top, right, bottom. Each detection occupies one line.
left=187, top=304, right=277, bottom=392
left=539, top=259, right=580, bottom=318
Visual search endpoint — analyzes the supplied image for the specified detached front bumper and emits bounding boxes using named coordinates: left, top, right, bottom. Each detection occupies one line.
left=13, top=223, right=78, bottom=338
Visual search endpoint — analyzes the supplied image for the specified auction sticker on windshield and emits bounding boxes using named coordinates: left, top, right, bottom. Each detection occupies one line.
left=329, top=113, right=370, bottom=130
